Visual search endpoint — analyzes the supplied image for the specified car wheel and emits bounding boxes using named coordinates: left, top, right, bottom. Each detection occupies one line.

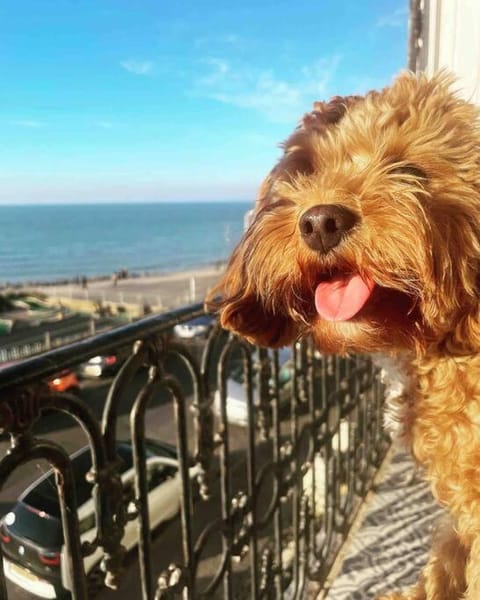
left=87, top=564, right=106, bottom=597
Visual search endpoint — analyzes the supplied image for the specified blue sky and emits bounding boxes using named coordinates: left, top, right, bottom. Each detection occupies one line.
left=0, top=0, right=409, bottom=204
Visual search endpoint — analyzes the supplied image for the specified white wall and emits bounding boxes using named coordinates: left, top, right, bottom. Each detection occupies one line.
left=421, top=0, right=480, bottom=104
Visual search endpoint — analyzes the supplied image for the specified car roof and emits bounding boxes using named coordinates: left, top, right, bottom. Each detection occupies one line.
left=178, top=314, right=214, bottom=327
left=18, top=439, right=178, bottom=517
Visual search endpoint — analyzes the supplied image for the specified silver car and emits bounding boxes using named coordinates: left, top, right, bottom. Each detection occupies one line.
left=214, top=347, right=293, bottom=426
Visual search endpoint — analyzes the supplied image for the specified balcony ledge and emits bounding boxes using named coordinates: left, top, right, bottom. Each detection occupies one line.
left=325, top=448, right=444, bottom=599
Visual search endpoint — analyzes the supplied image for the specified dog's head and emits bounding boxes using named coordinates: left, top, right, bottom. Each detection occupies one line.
left=207, top=72, right=480, bottom=356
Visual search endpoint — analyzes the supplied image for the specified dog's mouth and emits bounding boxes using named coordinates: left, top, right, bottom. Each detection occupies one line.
left=314, top=270, right=375, bottom=322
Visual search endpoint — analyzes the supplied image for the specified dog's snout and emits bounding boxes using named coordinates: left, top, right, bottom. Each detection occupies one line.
left=299, top=204, right=359, bottom=253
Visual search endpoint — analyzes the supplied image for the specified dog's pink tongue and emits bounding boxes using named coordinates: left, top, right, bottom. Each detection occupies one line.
left=315, top=274, right=374, bottom=322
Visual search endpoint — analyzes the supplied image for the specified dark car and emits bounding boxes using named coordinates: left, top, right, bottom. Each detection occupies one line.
left=173, top=314, right=215, bottom=339
left=0, top=440, right=196, bottom=599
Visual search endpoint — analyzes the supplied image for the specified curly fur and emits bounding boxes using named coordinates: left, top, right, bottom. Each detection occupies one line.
left=207, top=71, right=480, bottom=599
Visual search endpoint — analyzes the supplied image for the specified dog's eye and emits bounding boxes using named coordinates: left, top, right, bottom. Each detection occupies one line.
left=390, top=164, right=427, bottom=181
left=258, top=198, right=295, bottom=216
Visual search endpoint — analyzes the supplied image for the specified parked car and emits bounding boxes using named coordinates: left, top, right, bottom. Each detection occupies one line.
left=47, top=369, right=80, bottom=394
left=79, top=353, right=123, bottom=378
left=1, top=440, right=197, bottom=599
left=1, top=365, right=79, bottom=395
left=214, top=347, right=293, bottom=426
left=173, top=314, right=215, bottom=339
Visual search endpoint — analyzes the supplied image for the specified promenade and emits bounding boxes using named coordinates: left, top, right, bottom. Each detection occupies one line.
left=34, top=265, right=225, bottom=315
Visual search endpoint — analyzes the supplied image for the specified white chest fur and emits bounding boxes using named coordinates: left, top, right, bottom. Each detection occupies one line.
left=373, top=353, right=415, bottom=445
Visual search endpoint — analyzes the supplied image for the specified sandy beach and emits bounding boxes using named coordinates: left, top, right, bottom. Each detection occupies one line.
left=29, top=264, right=226, bottom=316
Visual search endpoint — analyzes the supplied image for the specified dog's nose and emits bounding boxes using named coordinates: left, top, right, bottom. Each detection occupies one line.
left=299, top=204, right=358, bottom=253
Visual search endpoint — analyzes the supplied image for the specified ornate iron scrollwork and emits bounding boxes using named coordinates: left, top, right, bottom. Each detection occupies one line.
left=0, top=303, right=388, bottom=599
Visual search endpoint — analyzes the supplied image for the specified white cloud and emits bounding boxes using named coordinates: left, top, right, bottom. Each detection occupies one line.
left=120, top=59, right=154, bottom=76
left=197, top=58, right=231, bottom=85
left=11, top=119, right=44, bottom=128
left=194, top=55, right=341, bottom=123
left=377, top=6, right=408, bottom=28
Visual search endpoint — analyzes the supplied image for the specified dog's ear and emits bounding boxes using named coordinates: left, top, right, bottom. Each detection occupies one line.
left=416, top=205, right=480, bottom=355
left=205, top=243, right=298, bottom=348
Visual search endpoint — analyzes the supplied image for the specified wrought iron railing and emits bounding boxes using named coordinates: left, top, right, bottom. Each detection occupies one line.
left=0, top=303, right=389, bottom=600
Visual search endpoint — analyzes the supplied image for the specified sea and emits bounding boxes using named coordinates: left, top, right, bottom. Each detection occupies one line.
left=0, top=202, right=252, bottom=285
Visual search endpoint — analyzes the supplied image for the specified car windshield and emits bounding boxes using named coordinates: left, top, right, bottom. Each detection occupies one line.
left=10, top=501, right=63, bottom=548
left=23, top=450, right=95, bottom=519
left=8, top=441, right=177, bottom=546
left=20, top=441, right=174, bottom=519
left=20, top=442, right=141, bottom=521
left=183, top=315, right=212, bottom=327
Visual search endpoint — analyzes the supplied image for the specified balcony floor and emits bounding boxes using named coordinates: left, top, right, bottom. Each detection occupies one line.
left=325, top=448, right=444, bottom=599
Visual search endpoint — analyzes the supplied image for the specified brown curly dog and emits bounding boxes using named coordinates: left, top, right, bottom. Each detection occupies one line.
left=207, top=72, right=480, bottom=599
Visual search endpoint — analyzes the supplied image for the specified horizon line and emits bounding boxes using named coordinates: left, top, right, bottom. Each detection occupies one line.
left=0, top=198, right=253, bottom=207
